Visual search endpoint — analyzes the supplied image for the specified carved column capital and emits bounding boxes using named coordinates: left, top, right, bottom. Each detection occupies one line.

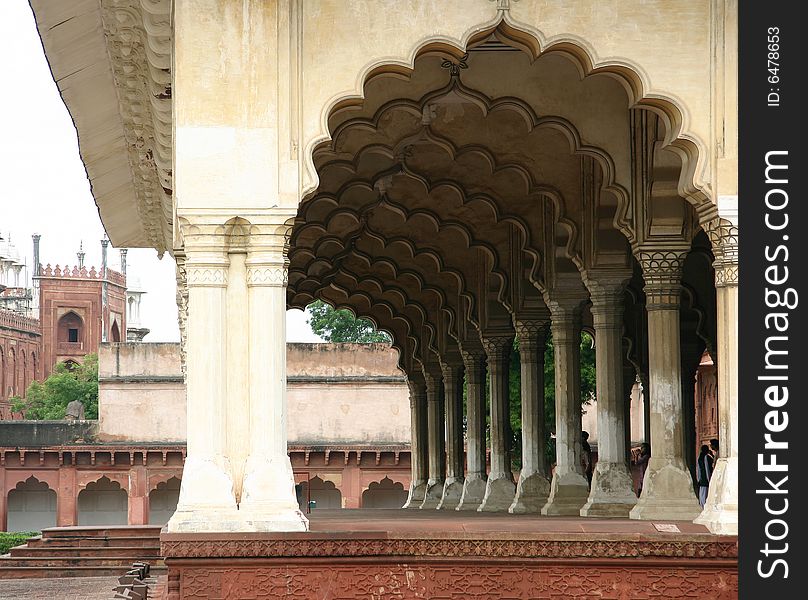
left=407, top=377, right=427, bottom=408
left=635, top=248, right=688, bottom=310
left=481, top=335, right=513, bottom=364
left=459, top=345, right=486, bottom=385
left=514, top=319, right=547, bottom=359
left=705, top=217, right=739, bottom=288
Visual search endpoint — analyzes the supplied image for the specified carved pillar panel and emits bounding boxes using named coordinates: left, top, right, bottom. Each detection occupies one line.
left=403, top=376, right=429, bottom=508
left=478, top=334, right=516, bottom=512
left=457, top=345, right=488, bottom=511
left=174, top=250, right=188, bottom=376
left=629, top=250, right=702, bottom=521
left=696, top=218, right=739, bottom=534
left=581, top=282, right=637, bottom=517
left=541, top=295, right=590, bottom=516
left=438, top=360, right=465, bottom=510
left=509, top=320, right=551, bottom=514
left=419, top=365, right=446, bottom=509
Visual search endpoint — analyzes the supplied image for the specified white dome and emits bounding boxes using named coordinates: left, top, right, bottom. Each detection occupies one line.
left=126, top=274, right=145, bottom=293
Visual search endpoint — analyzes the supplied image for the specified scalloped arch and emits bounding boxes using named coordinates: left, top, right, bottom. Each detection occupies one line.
left=302, top=16, right=711, bottom=213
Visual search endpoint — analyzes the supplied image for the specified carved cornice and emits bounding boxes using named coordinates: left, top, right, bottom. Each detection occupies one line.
left=161, top=536, right=738, bottom=561
left=100, top=0, right=172, bottom=255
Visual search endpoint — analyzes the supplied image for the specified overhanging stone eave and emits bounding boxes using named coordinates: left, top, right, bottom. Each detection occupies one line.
left=28, top=0, right=173, bottom=252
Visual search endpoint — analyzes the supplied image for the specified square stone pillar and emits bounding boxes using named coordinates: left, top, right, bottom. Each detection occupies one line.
left=695, top=217, right=739, bottom=533
left=437, top=359, right=465, bottom=510
left=541, top=287, right=590, bottom=516
left=478, top=334, right=516, bottom=512
left=57, top=466, right=78, bottom=527
left=456, top=345, right=488, bottom=511
left=420, top=364, right=446, bottom=509
left=403, top=375, right=429, bottom=508
left=630, top=250, right=702, bottom=521
left=580, top=280, right=637, bottom=517
left=509, top=319, right=551, bottom=513
left=127, top=466, right=150, bottom=526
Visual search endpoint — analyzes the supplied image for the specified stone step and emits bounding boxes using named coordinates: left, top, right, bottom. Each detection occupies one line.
left=0, top=556, right=164, bottom=568
left=26, top=535, right=160, bottom=548
left=41, top=526, right=162, bottom=539
left=0, top=565, right=167, bottom=580
left=10, top=545, right=161, bottom=558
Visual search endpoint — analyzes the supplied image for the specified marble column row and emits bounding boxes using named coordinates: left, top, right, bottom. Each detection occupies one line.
left=403, top=273, right=706, bottom=520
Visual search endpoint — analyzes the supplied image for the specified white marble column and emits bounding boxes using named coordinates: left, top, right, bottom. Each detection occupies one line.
left=696, top=218, right=739, bottom=533
left=630, top=250, right=702, bottom=520
left=509, top=320, right=550, bottom=513
left=478, top=335, right=516, bottom=512
left=238, top=238, right=308, bottom=530
left=403, top=376, right=429, bottom=508
left=168, top=242, right=241, bottom=531
left=438, top=360, right=465, bottom=510
left=581, top=283, right=637, bottom=517
left=420, top=366, right=446, bottom=509
left=457, top=346, right=488, bottom=511
left=542, top=290, right=590, bottom=516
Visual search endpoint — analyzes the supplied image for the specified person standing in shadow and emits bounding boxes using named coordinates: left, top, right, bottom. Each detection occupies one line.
left=697, top=444, right=714, bottom=508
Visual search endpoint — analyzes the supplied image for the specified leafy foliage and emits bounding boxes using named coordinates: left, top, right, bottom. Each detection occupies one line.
left=307, top=300, right=391, bottom=343
left=11, top=354, right=99, bottom=420
left=0, top=532, right=37, bottom=553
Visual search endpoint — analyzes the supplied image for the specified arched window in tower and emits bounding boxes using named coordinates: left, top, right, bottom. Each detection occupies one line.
left=111, top=320, right=121, bottom=343
left=57, top=311, right=84, bottom=346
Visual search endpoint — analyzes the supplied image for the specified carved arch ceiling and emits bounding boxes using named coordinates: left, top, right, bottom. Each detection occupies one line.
left=288, top=38, right=692, bottom=373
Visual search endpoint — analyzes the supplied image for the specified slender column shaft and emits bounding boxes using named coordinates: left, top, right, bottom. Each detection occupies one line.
left=403, top=378, right=428, bottom=508
left=479, top=335, right=516, bottom=512
left=457, top=348, right=487, bottom=510
left=239, top=250, right=307, bottom=529
left=169, top=249, right=238, bottom=525
left=509, top=321, right=550, bottom=513
left=420, top=369, right=445, bottom=508
left=630, top=252, right=701, bottom=520
left=581, top=286, right=637, bottom=516
left=542, top=303, right=590, bottom=515
left=696, top=220, right=739, bottom=533
left=437, top=361, right=465, bottom=509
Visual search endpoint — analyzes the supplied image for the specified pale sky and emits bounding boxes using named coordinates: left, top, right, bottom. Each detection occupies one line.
left=0, top=1, right=322, bottom=343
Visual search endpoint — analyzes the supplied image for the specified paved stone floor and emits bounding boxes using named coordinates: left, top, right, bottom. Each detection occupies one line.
left=0, top=575, right=119, bottom=599
left=305, top=508, right=712, bottom=535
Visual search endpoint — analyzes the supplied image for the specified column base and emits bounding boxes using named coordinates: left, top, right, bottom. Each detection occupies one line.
left=167, top=507, right=308, bottom=533
left=629, top=458, right=702, bottom=521
left=437, top=477, right=465, bottom=510
left=167, top=455, right=238, bottom=532
left=419, top=479, right=445, bottom=509
left=478, top=473, right=516, bottom=512
left=580, top=461, right=637, bottom=518
left=403, top=480, right=427, bottom=509
left=694, top=457, right=738, bottom=534
left=456, top=474, right=486, bottom=511
left=541, top=471, right=589, bottom=516
left=240, top=455, right=301, bottom=509
left=508, top=471, right=551, bottom=514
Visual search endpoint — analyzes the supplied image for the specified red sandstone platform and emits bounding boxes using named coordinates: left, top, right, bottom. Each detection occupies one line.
left=160, top=510, right=738, bottom=599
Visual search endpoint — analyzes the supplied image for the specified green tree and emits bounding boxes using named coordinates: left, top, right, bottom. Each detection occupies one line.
left=11, top=354, right=99, bottom=420
left=307, top=300, right=391, bottom=343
